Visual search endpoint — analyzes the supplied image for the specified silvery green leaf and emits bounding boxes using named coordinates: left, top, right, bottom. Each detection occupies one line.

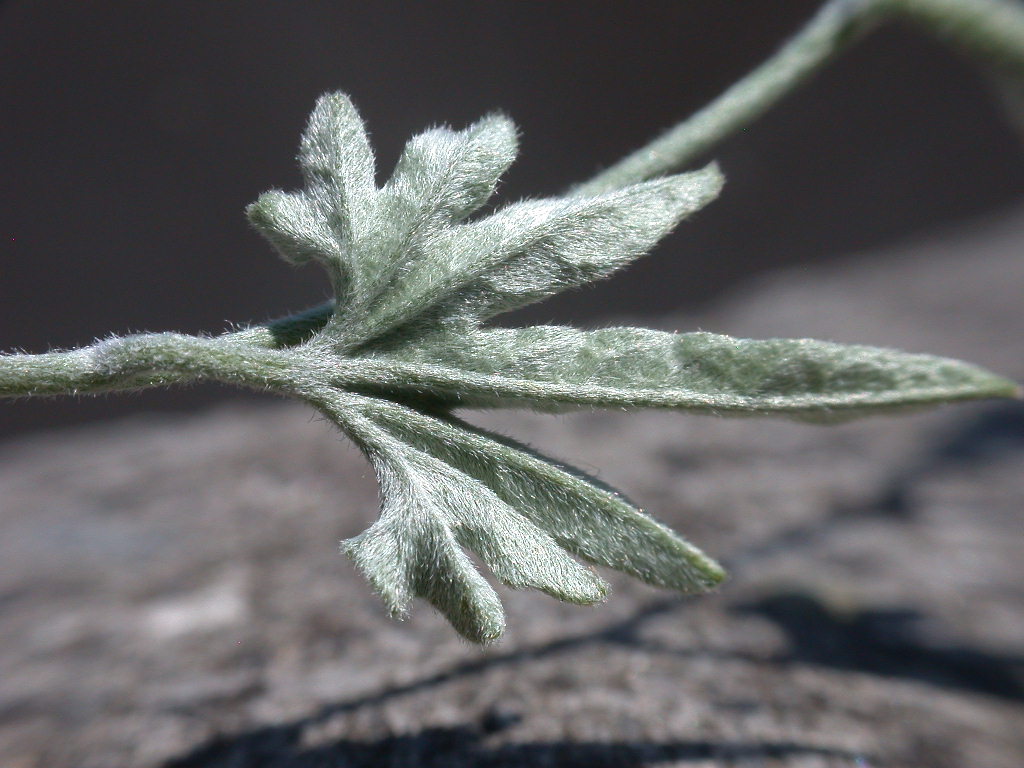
left=343, top=114, right=519, bottom=321
left=236, top=91, right=1018, bottom=643
left=244, top=95, right=721, bottom=350
left=354, top=165, right=723, bottom=345
left=344, top=485, right=505, bottom=643
left=354, top=396, right=725, bottom=593
left=366, top=326, right=1018, bottom=417
left=380, top=113, right=518, bottom=232
left=247, top=93, right=378, bottom=300
left=247, top=190, right=343, bottom=274
left=297, top=92, right=377, bottom=242
left=340, top=409, right=608, bottom=642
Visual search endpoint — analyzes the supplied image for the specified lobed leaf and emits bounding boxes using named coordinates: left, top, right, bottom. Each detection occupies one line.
left=354, top=396, right=725, bottom=593
left=247, top=93, right=379, bottom=299
left=244, top=92, right=1019, bottom=643
left=380, top=113, right=518, bottom=232
left=340, top=410, right=608, bottom=642
left=345, top=494, right=505, bottom=643
left=342, top=114, right=519, bottom=323
left=246, top=94, right=722, bottom=350
left=354, top=165, right=723, bottom=346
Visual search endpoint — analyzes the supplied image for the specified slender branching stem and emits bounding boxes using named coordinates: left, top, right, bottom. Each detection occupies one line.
left=575, top=0, right=1024, bottom=196
left=2, top=0, right=1024, bottom=401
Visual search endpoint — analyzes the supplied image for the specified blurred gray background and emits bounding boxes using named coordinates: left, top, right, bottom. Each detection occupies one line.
left=3, top=0, right=1024, bottom=436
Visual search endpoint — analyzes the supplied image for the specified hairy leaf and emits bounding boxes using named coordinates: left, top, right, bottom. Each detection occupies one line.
left=381, top=113, right=518, bottom=231
left=247, top=191, right=339, bottom=270
left=356, top=166, right=723, bottom=345
left=346, top=114, right=519, bottom=324
left=363, top=326, right=1019, bottom=417
left=240, top=91, right=1017, bottom=642
left=298, top=92, right=377, bottom=242
left=246, top=95, right=721, bottom=352
left=355, top=395, right=726, bottom=592
left=247, top=93, right=378, bottom=300
left=341, top=413, right=608, bottom=642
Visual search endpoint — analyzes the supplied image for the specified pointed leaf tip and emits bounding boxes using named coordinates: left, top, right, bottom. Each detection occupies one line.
left=298, top=92, right=376, bottom=241
left=381, top=110, right=519, bottom=234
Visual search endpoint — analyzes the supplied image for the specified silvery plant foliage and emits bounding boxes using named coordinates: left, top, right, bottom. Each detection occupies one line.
left=243, top=94, right=1013, bottom=642
left=4, top=0, right=1022, bottom=643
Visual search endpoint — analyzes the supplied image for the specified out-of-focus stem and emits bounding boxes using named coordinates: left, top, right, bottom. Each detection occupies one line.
left=576, top=0, right=1024, bottom=196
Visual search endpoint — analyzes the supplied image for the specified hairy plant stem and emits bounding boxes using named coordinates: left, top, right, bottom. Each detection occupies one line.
left=0, top=301, right=338, bottom=397
left=0, top=333, right=297, bottom=397
left=3, top=0, right=1024, bottom=401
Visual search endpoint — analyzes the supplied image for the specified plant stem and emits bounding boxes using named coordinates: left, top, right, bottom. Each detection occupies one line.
left=0, top=333, right=296, bottom=398
left=575, top=0, right=1024, bottom=196
left=0, top=300, right=344, bottom=400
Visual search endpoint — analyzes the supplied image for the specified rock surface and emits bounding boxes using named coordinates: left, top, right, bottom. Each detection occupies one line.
left=1, top=210, right=1023, bottom=768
